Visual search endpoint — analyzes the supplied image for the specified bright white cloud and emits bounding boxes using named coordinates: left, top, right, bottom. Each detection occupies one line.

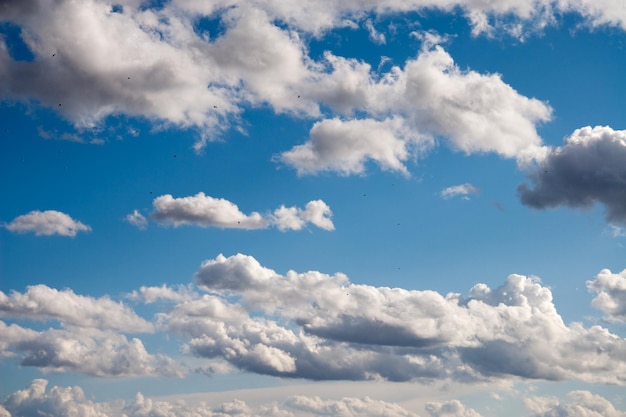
left=0, top=321, right=183, bottom=377
left=587, top=268, right=626, bottom=323
left=280, top=117, right=425, bottom=176
left=272, top=199, right=335, bottom=231
left=125, top=209, right=148, bottom=230
left=151, top=193, right=334, bottom=231
left=185, top=254, right=626, bottom=383
left=440, top=183, right=480, bottom=200
left=281, top=41, right=551, bottom=175
left=0, top=0, right=565, bottom=157
left=0, top=284, right=153, bottom=333
left=151, top=193, right=269, bottom=229
left=518, top=126, right=626, bottom=224
left=3, top=210, right=91, bottom=237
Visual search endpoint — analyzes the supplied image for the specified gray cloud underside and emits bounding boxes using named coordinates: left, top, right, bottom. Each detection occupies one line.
left=518, top=126, right=626, bottom=224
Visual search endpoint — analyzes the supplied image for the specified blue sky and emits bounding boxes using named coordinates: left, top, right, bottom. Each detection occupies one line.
left=1, top=1, right=626, bottom=416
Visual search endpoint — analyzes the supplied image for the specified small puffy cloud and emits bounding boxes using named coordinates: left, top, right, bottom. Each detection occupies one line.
left=0, top=284, right=154, bottom=333
left=0, top=321, right=183, bottom=377
left=279, top=117, right=425, bottom=176
left=3, top=210, right=91, bottom=237
left=524, top=390, right=626, bottom=417
left=125, top=209, right=148, bottom=230
left=425, top=400, right=483, bottom=417
left=272, top=199, right=334, bottom=231
left=518, top=126, right=626, bottom=224
left=587, top=268, right=626, bottom=323
left=440, top=183, right=480, bottom=200
left=151, top=193, right=334, bottom=231
left=151, top=193, right=269, bottom=229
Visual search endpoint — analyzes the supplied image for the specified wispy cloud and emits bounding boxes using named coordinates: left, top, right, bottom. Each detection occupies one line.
left=124, top=210, right=148, bottom=230
left=440, top=183, right=481, bottom=200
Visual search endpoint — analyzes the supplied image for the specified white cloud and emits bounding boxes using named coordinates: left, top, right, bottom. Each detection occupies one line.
left=280, top=41, right=551, bottom=175
left=151, top=193, right=334, bottom=231
left=3, top=210, right=91, bottom=237
left=0, top=378, right=428, bottom=417
left=587, top=268, right=626, bottom=323
left=0, top=321, right=183, bottom=377
left=524, top=390, right=626, bottom=417
left=518, top=126, right=626, bottom=224
left=440, top=183, right=480, bottom=200
left=151, top=193, right=269, bottom=229
left=272, top=200, right=335, bottom=231
left=425, top=400, right=483, bottom=417
left=364, top=19, right=386, bottom=44
left=185, top=254, right=626, bottom=383
left=125, top=209, right=148, bottom=230
left=0, top=0, right=565, bottom=157
left=0, top=284, right=154, bottom=333
left=280, top=117, right=425, bottom=176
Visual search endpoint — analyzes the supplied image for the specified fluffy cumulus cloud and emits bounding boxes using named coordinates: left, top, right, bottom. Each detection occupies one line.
left=280, top=41, right=552, bottom=175
left=0, top=285, right=183, bottom=377
left=524, top=390, right=626, bottom=417
left=440, top=183, right=480, bottom=200
left=0, top=284, right=154, bottom=332
left=1, top=0, right=597, bottom=162
left=0, top=379, right=424, bottom=417
left=518, top=126, right=626, bottom=224
left=3, top=210, right=91, bottom=237
left=3, top=380, right=626, bottom=417
left=0, top=321, right=183, bottom=377
left=180, top=254, right=626, bottom=383
left=272, top=200, right=335, bottom=231
left=151, top=193, right=333, bottom=231
left=279, top=117, right=424, bottom=176
left=151, top=193, right=269, bottom=229
left=587, top=268, right=626, bottom=323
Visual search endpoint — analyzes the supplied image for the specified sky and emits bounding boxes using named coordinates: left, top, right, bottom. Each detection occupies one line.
left=1, top=0, right=626, bottom=416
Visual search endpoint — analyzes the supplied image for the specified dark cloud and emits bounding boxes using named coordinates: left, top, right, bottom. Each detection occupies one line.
left=518, top=126, right=626, bottom=224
